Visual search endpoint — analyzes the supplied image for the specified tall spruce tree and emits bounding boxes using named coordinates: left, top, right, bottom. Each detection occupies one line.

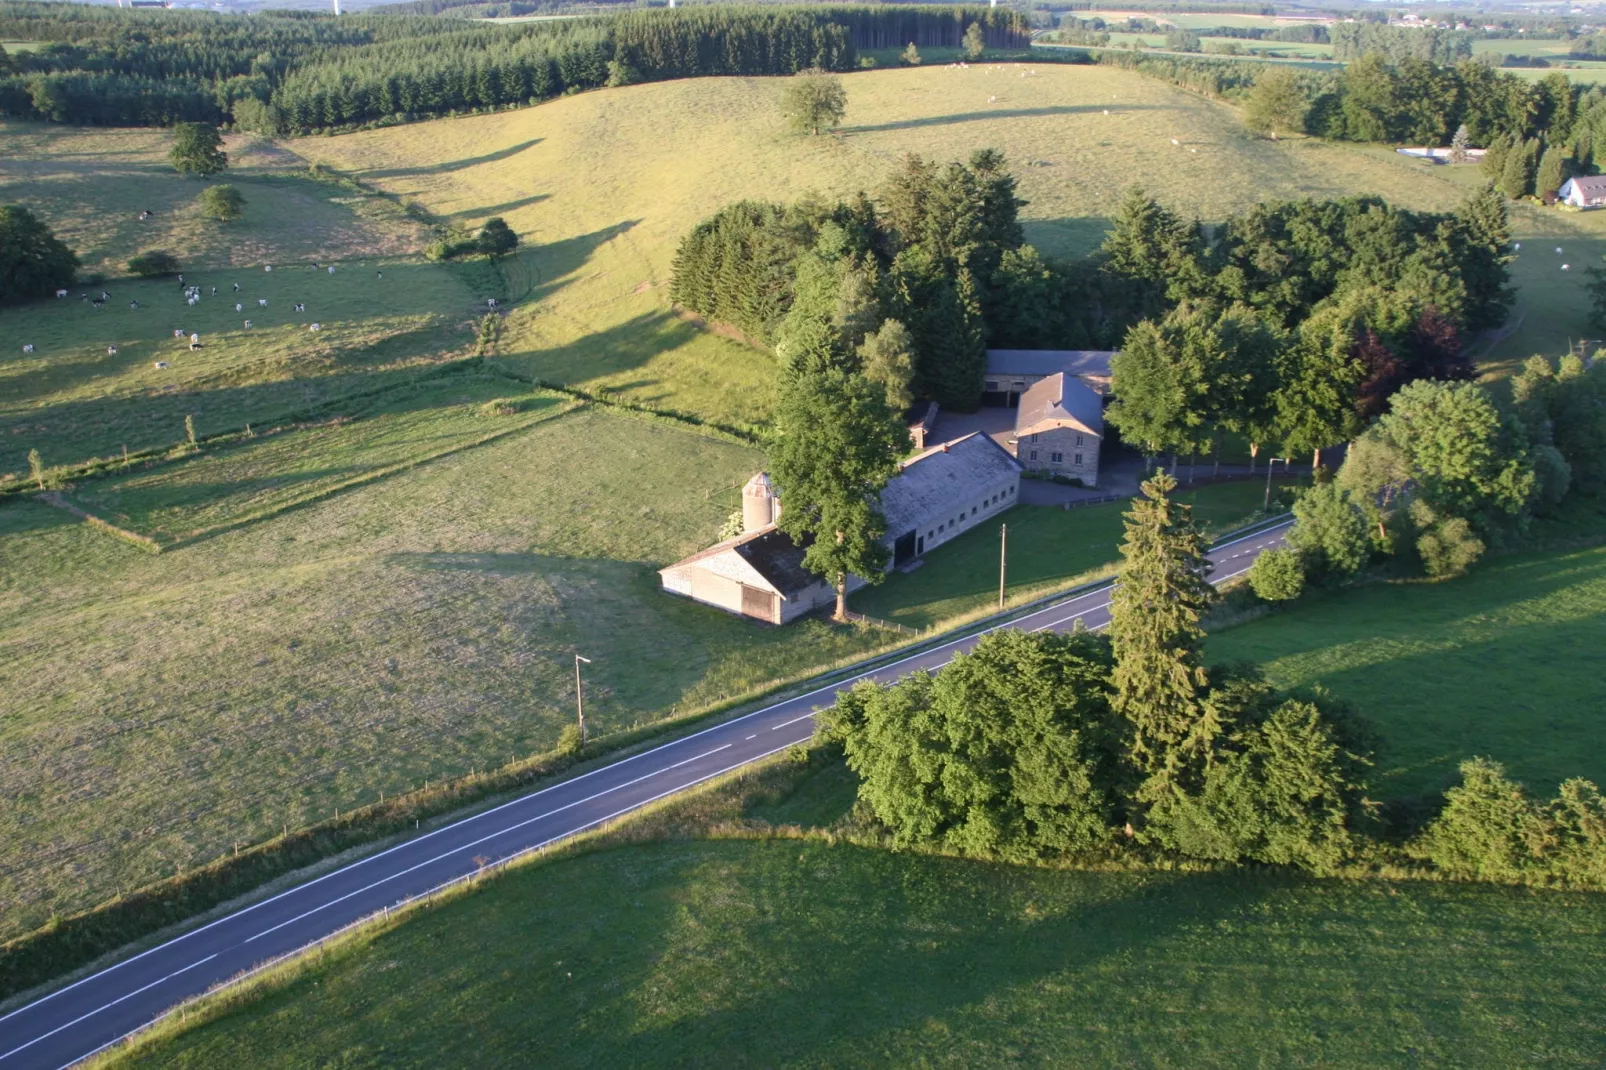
left=1453, top=183, right=1515, bottom=331
left=1109, top=471, right=1217, bottom=776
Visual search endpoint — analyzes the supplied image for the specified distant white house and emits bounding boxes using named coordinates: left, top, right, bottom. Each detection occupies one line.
left=1559, top=175, right=1606, bottom=208
left=659, top=434, right=1022, bottom=624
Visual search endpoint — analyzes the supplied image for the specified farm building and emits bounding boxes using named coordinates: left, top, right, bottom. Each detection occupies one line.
left=983, top=349, right=1115, bottom=406
left=1007, top=373, right=1104, bottom=486
left=1559, top=176, right=1606, bottom=208
left=659, top=433, right=1022, bottom=624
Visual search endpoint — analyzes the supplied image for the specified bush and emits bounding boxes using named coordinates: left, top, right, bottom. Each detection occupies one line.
left=1408, top=758, right=1585, bottom=883
left=1410, top=500, right=1485, bottom=579
left=1248, top=547, right=1305, bottom=602
left=198, top=184, right=246, bottom=222
left=1288, top=483, right=1370, bottom=585
left=127, top=250, right=181, bottom=278
left=556, top=723, right=584, bottom=756
left=477, top=217, right=518, bottom=258
left=230, top=97, right=283, bottom=135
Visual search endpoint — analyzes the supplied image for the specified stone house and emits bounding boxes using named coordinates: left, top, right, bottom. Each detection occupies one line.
left=1007, top=373, right=1103, bottom=486
left=658, top=433, right=1022, bottom=624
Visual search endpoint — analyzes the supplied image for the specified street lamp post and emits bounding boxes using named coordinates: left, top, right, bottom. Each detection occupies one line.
left=1264, top=457, right=1287, bottom=513
left=998, top=523, right=1008, bottom=609
left=574, top=654, right=592, bottom=744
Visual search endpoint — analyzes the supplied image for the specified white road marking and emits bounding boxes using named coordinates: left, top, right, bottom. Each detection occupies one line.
left=4, top=517, right=1291, bottom=1059
left=0, top=955, right=218, bottom=1063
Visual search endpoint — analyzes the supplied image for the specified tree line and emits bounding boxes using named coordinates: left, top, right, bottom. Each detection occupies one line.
left=1329, top=21, right=1473, bottom=65
left=822, top=471, right=1606, bottom=886
left=0, top=3, right=1026, bottom=132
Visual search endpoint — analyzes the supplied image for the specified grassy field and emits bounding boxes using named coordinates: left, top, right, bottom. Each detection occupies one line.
left=110, top=828, right=1606, bottom=1067
left=0, top=122, right=497, bottom=480
left=290, top=64, right=1591, bottom=429
left=1209, top=544, right=1606, bottom=801
left=853, top=478, right=1291, bottom=628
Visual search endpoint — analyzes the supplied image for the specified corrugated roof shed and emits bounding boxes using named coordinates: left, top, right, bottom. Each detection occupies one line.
left=986, top=349, right=1116, bottom=379
left=1015, top=373, right=1104, bottom=438
left=881, top=432, right=1021, bottom=534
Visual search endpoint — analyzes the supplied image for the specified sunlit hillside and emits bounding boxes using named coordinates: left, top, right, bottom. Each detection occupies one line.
left=297, top=64, right=1606, bottom=422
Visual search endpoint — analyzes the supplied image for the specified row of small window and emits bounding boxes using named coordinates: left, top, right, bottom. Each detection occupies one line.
left=928, top=486, right=1014, bottom=539
left=1029, top=451, right=1084, bottom=465
left=1028, top=432, right=1086, bottom=446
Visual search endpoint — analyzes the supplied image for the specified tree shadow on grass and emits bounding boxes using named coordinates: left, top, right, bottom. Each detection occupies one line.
left=843, top=103, right=1170, bottom=135
left=524, top=219, right=643, bottom=303
left=361, top=138, right=545, bottom=180
left=496, top=309, right=702, bottom=385
left=446, top=192, right=551, bottom=220
left=559, top=842, right=1271, bottom=1067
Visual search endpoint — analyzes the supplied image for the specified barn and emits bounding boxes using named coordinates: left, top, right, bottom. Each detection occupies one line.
left=658, top=433, right=1022, bottom=624
left=982, top=349, right=1116, bottom=407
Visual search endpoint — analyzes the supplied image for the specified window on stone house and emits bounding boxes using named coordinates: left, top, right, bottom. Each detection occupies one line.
left=1029, top=450, right=1038, bottom=461
left=971, top=506, right=977, bottom=515
left=1075, top=453, right=1083, bottom=465
left=1051, top=452, right=1063, bottom=463
left=1076, top=434, right=1084, bottom=446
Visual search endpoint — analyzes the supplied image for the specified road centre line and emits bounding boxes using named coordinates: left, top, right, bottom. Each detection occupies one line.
left=3, top=518, right=1290, bottom=1040
left=0, top=956, right=218, bottom=1064
left=245, top=743, right=735, bottom=944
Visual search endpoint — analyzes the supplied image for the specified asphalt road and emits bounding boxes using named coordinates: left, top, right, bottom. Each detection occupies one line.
left=0, top=518, right=1291, bottom=1069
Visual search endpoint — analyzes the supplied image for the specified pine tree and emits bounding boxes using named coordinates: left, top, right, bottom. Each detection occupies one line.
left=1455, top=183, right=1516, bottom=331
left=1499, top=137, right=1536, bottom=199
left=1109, top=471, right=1217, bottom=776
left=1450, top=123, right=1470, bottom=165
left=1536, top=144, right=1568, bottom=199
left=900, top=42, right=921, bottom=66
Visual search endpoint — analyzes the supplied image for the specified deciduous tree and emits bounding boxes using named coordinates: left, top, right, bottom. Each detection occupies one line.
left=780, top=68, right=846, bottom=136
left=0, top=204, right=78, bottom=303
left=169, top=122, right=228, bottom=176
left=1243, top=66, right=1308, bottom=139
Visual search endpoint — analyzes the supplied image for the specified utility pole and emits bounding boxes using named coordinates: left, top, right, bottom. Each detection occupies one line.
left=998, top=523, right=1008, bottom=608
left=1264, top=458, right=1286, bottom=513
left=574, top=654, right=592, bottom=744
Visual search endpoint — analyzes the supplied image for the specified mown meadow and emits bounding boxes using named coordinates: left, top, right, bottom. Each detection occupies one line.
left=4, top=59, right=1604, bottom=960
left=106, top=769, right=1606, bottom=1069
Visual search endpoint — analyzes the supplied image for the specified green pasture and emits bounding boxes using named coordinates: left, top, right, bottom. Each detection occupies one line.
left=293, top=64, right=1567, bottom=430
left=0, top=406, right=894, bottom=940
left=1209, top=543, right=1606, bottom=801
left=0, top=121, right=495, bottom=480
left=111, top=835, right=1606, bottom=1068
left=852, top=478, right=1291, bottom=629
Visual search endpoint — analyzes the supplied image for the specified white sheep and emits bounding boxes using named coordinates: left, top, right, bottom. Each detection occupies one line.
left=1563, top=264, right=1571, bottom=271
left=327, top=266, right=336, bottom=275
left=265, top=265, right=273, bottom=272
left=310, top=322, right=322, bottom=331
left=1171, top=138, right=1180, bottom=146
left=244, top=319, right=253, bottom=328
left=1557, top=247, right=1564, bottom=254
left=173, top=329, right=185, bottom=338
left=22, top=344, right=34, bottom=354
left=236, top=303, right=244, bottom=313
left=154, top=361, right=169, bottom=369
left=258, top=299, right=268, bottom=308
left=55, top=288, right=68, bottom=298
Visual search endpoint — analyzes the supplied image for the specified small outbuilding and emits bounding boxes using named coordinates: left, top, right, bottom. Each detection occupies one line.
left=1559, top=175, right=1606, bottom=208
left=658, top=434, right=1022, bottom=624
left=1008, top=373, right=1104, bottom=486
left=983, top=349, right=1116, bottom=407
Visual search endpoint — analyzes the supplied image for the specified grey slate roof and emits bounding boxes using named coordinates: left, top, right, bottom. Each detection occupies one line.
left=986, top=349, right=1116, bottom=380
left=1015, top=373, right=1104, bottom=438
left=733, top=527, right=816, bottom=595
left=1563, top=175, right=1606, bottom=198
left=881, top=432, right=1022, bottom=534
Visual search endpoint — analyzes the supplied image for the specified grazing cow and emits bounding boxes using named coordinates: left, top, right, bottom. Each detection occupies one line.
left=101, top=291, right=111, bottom=301
left=55, top=288, right=68, bottom=298
left=211, top=287, right=218, bottom=296
left=108, top=346, right=118, bottom=356
left=174, top=329, right=185, bottom=338
left=22, top=344, right=34, bottom=354
left=176, top=275, right=183, bottom=285
left=154, top=361, right=169, bottom=369
left=130, top=301, right=139, bottom=310
left=235, top=303, right=244, bottom=313
left=376, top=270, right=383, bottom=279
left=258, top=299, right=268, bottom=307
left=93, top=299, right=105, bottom=309
left=295, top=303, right=305, bottom=312
left=310, top=323, right=321, bottom=331
left=244, top=320, right=253, bottom=328
left=233, top=283, right=241, bottom=292
left=189, top=333, right=201, bottom=350
left=188, top=297, right=197, bottom=307
left=265, top=265, right=273, bottom=272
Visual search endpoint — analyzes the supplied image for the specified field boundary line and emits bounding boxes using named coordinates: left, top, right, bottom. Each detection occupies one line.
left=36, top=493, right=163, bottom=554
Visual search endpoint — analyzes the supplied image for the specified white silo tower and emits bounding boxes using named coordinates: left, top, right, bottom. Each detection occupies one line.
left=741, top=472, right=778, bottom=533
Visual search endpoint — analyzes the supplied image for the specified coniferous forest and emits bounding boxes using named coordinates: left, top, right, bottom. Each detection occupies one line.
left=0, top=2, right=1028, bottom=131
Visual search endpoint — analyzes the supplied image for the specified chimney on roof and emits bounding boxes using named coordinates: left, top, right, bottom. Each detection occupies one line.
left=942, top=443, right=950, bottom=452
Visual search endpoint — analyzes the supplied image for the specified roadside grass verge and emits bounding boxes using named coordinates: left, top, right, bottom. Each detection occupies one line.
left=100, top=763, right=1606, bottom=1068
left=1207, top=542, right=1606, bottom=802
